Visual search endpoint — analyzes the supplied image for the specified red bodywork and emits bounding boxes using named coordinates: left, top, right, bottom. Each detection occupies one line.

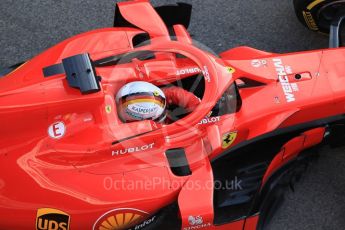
left=0, top=1, right=344, bottom=230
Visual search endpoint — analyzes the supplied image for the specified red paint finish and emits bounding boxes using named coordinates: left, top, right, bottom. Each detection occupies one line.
left=244, top=215, right=260, bottom=230
left=0, top=0, right=342, bottom=229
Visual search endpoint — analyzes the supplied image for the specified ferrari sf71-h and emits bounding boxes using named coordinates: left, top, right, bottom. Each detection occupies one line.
left=1, top=0, right=345, bottom=229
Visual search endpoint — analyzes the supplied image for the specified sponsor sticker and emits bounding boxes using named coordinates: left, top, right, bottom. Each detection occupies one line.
left=36, top=208, right=70, bottom=230
left=112, top=143, right=155, bottom=156
left=183, top=215, right=211, bottom=230
left=198, top=116, right=220, bottom=125
left=128, top=105, right=158, bottom=115
left=188, top=215, right=203, bottom=226
left=222, top=131, right=237, bottom=149
left=93, top=208, right=155, bottom=230
left=176, top=68, right=201, bottom=76
left=177, top=66, right=211, bottom=82
left=273, top=58, right=297, bottom=103
left=251, top=59, right=267, bottom=68
left=202, top=66, right=211, bottom=83
left=48, top=122, right=66, bottom=139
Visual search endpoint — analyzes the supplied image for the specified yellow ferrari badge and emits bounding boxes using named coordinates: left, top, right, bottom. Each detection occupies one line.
left=222, top=131, right=237, bottom=149
left=105, top=105, right=112, bottom=114
left=226, top=66, right=236, bottom=74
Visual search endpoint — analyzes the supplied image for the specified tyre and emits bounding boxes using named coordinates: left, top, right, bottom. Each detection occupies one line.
left=293, top=0, right=345, bottom=33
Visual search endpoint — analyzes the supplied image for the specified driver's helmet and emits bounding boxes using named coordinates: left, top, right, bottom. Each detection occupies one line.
left=116, top=81, right=166, bottom=122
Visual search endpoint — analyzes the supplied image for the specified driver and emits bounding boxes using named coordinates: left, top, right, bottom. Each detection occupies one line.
left=116, top=81, right=200, bottom=123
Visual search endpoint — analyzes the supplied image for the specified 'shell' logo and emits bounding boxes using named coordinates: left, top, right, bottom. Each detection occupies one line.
left=36, top=208, right=70, bottom=230
left=93, top=208, right=150, bottom=230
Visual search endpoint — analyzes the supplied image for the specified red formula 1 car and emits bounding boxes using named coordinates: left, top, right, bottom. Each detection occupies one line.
left=1, top=0, right=345, bottom=229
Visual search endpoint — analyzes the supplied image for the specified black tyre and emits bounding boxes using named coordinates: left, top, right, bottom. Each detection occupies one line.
left=293, top=0, right=345, bottom=33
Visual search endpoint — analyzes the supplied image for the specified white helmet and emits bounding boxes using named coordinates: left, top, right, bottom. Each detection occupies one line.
left=116, top=81, right=166, bottom=122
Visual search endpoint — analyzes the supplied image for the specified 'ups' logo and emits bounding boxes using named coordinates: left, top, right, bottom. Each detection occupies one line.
left=36, top=208, right=70, bottom=230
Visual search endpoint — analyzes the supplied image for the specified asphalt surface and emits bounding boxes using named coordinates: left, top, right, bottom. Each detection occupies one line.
left=0, top=0, right=344, bottom=229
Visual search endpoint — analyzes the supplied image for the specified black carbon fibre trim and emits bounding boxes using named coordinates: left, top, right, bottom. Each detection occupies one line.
left=43, top=63, right=65, bottom=77
left=212, top=113, right=345, bottom=225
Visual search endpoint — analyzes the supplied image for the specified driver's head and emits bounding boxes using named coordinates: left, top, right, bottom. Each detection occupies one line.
left=116, top=81, right=166, bottom=123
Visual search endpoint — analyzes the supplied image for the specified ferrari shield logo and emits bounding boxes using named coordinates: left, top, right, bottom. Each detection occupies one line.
left=226, top=66, right=236, bottom=74
left=105, top=105, right=112, bottom=114
left=222, top=132, right=237, bottom=149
